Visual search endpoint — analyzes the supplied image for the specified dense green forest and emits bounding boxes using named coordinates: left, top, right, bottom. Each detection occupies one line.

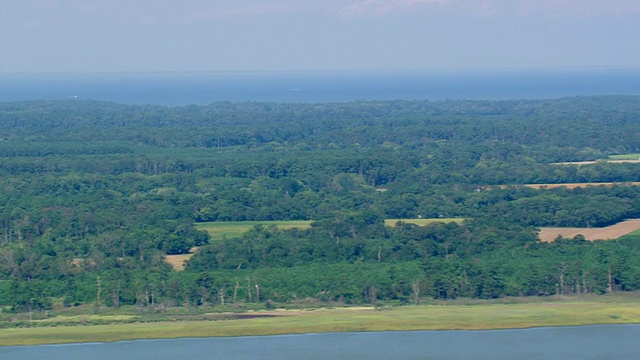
left=1, top=96, right=640, bottom=314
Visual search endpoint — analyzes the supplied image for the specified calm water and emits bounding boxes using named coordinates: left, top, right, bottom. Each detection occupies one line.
left=2, top=325, right=640, bottom=360
left=1, top=69, right=640, bottom=105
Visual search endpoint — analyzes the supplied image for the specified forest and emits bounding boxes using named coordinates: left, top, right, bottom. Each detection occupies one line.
left=1, top=96, right=640, bottom=315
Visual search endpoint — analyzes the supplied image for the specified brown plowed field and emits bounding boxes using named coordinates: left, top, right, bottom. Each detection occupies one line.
left=164, top=247, right=199, bottom=271
left=538, top=219, right=640, bottom=242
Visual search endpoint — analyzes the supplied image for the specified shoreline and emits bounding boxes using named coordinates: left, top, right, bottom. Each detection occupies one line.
left=2, top=294, right=640, bottom=347
left=6, top=323, right=640, bottom=350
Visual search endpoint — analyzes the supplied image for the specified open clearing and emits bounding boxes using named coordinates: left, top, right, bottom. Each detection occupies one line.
left=167, top=219, right=463, bottom=271
left=2, top=294, right=640, bottom=346
left=501, top=182, right=640, bottom=190
left=552, top=160, right=640, bottom=165
left=195, top=218, right=464, bottom=241
left=538, top=219, right=640, bottom=242
left=164, top=253, right=193, bottom=271
left=610, top=153, right=640, bottom=160
left=384, top=218, right=464, bottom=226
left=164, top=247, right=199, bottom=271
left=195, top=220, right=313, bottom=242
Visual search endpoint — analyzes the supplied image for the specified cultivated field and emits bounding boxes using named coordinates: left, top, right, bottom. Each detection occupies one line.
left=503, top=182, right=640, bottom=190
left=3, top=294, right=640, bottom=346
left=552, top=160, right=640, bottom=165
left=166, top=219, right=464, bottom=271
left=538, top=219, right=640, bottom=242
left=610, top=153, right=640, bottom=160
left=164, top=247, right=199, bottom=271
left=195, top=220, right=313, bottom=242
left=194, top=218, right=465, bottom=241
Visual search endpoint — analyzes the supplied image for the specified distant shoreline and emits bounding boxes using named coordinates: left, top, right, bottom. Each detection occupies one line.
left=2, top=293, right=640, bottom=347
left=2, top=70, right=640, bottom=105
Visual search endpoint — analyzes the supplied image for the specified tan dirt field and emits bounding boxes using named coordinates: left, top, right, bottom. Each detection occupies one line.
left=552, top=160, right=640, bottom=165
left=538, top=219, right=640, bottom=242
left=164, top=247, right=198, bottom=271
left=499, top=182, right=640, bottom=190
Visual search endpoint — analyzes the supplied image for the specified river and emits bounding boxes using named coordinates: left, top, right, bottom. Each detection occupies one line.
left=1, top=325, right=639, bottom=359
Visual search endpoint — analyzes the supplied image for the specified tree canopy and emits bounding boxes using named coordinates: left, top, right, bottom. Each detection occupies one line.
left=1, top=96, right=640, bottom=312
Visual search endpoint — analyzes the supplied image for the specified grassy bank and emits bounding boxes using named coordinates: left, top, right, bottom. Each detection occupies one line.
left=2, top=294, right=640, bottom=347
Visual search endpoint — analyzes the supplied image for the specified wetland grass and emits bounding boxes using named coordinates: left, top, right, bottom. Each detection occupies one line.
left=2, top=294, right=640, bottom=347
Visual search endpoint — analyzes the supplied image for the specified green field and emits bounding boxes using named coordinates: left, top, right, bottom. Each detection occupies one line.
left=384, top=218, right=465, bottom=227
left=609, top=153, right=640, bottom=160
left=195, top=219, right=465, bottom=241
left=195, top=220, right=313, bottom=241
left=2, top=294, right=640, bottom=347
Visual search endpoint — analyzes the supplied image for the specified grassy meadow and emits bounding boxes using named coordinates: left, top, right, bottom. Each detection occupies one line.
left=195, top=218, right=465, bottom=241
left=609, top=153, right=640, bottom=160
left=195, top=220, right=313, bottom=241
left=2, top=293, right=640, bottom=346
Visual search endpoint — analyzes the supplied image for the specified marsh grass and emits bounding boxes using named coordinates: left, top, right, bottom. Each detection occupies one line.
left=2, top=294, right=640, bottom=347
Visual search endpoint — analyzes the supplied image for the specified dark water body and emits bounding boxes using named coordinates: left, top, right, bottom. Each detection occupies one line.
left=2, top=325, right=640, bottom=360
left=1, top=69, right=640, bottom=106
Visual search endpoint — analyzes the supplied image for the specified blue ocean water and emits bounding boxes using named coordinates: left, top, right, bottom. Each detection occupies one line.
left=1, top=69, right=639, bottom=105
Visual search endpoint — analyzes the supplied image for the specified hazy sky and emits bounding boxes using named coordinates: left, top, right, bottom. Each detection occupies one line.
left=2, top=0, right=639, bottom=73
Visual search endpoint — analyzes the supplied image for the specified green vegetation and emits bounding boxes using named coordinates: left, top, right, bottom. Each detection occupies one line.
left=610, top=153, right=640, bottom=160
left=617, top=228, right=640, bottom=241
left=2, top=97, right=640, bottom=336
left=196, top=221, right=313, bottom=242
left=2, top=294, right=640, bottom=346
left=384, top=218, right=465, bottom=227
left=195, top=219, right=465, bottom=242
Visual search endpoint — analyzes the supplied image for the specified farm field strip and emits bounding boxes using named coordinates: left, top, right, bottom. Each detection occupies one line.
left=195, top=220, right=313, bottom=242
left=609, top=153, right=640, bottom=160
left=194, top=218, right=464, bottom=241
left=167, top=218, right=464, bottom=270
left=500, top=182, right=640, bottom=189
left=538, top=219, right=640, bottom=242
left=164, top=252, right=197, bottom=271
left=552, top=160, right=640, bottom=165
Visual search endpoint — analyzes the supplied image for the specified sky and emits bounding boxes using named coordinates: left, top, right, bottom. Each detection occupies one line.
left=1, top=0, right=640, bottom=73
